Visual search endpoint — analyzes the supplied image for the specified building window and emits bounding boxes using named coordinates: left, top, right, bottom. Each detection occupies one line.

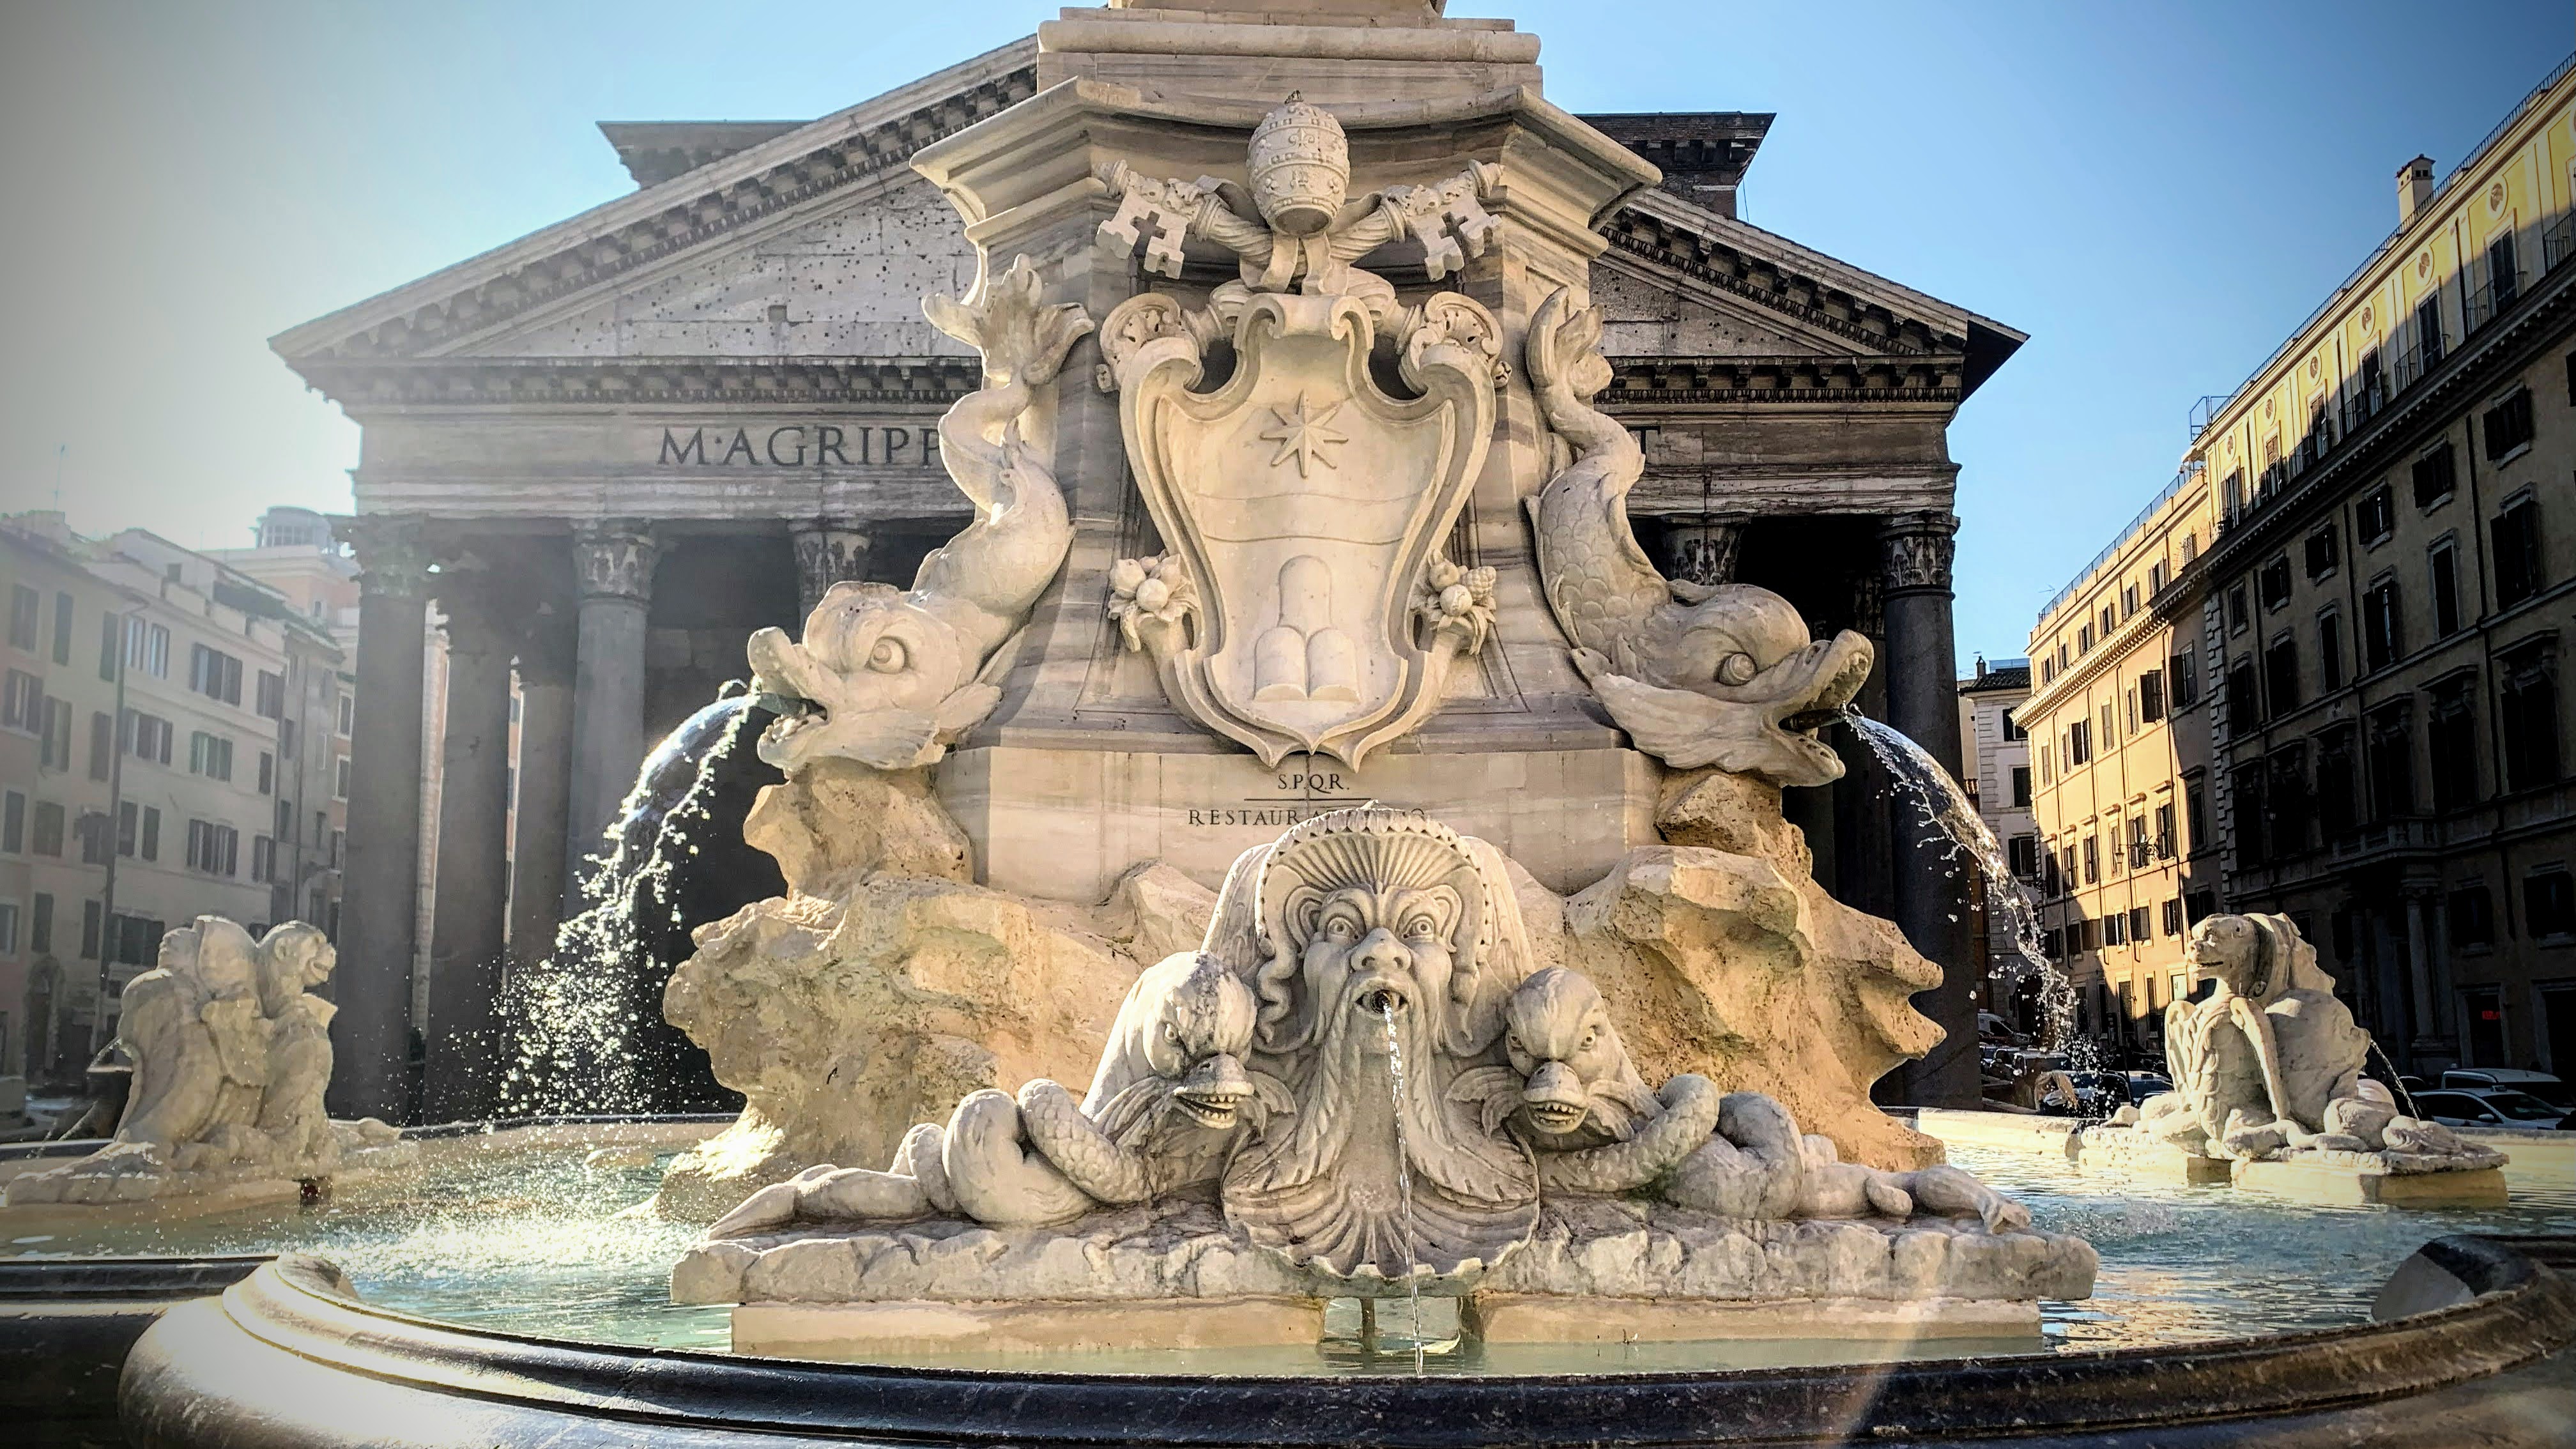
left=2264, top=635, right=2299, bottom=717
left=2428, top=677, right=2479, bottom=812
left=2170, top=651, right=2199, bottom=707
left=256, top=670, right=286, bottom=720
left=2268, top=744, right=2311, bottom=855
left=337, top=692, right=354, bottom=736
left=88, top=711, right=112, bottom=781
left=2139, top=668, right=2166, bottom=723
left=2, top=670, right=42, bottom=732
left=2316, top=725, right=2359, bottom=838
left=2101, top=700, right=2117, bottom=746
left=2007, top=834, right=2038, bottom=878
left=2529, top=870, right=2576, bottom=939
left=2492, top=493, right=2545, bottom=607
left=188, top=645, right=243, bottom=706
left=2411, top=443, right=2457, bottom=509
left=2128, top=905, right=2150, bottom=943
left=2448, top=886, right=2495, bottom=949
left=116, top=801, right=161, bottom=861
left=2000, top=709, right=2025, bottom=742
left=2357, top=485, right=2395, bottom=546
left=2104, top=912, right=2128, bottom=947
left=2317, top=606, right=2345, bottom=691
left=2414, top=295, right=2446, bottom=369
left=2367, top=703, right=2415, bottom=820
left=2100, top=604, right=2117, bottom=638
left=251, top=834, right=277, bottom=884
left=2304, top=524, right=2338, bottom=579
left=2127, top=815, right=2151, bottom=870
left=1, top=791, right=22, bottom=854
left=38, top=697, right=70, bottom=770
left=2150, top=560, right=2170, bottom=594
left=2481, top=387, right=2534, bottom=461
left=2082, top=834, right=2100, bottom=884
left=31, top=801, right=63, bottom=857
left=2153, top=801, right=2177, bottom=859
left=185, top=820, right=240, bottom=877
left=2257, top=557, right=2292, bottom=611
left=2078, top=622, right=2094, bottom=654
left=334, top=756, right=352, bottom=799
left=2428, top=540, right=2463, bottom=637
left=2233, top=763, right=2267, bottom=867
left=125, top=619, right=170, bottom=678
left=2186, top=776, right=2207, bottom=853
left=257, top=751, right=274, bottom=795
left=2363, top=576, right=2403, bottom=671
left=2067, top=719, right=2091, bottom=766
left=187, top=731, right=234, bottom=782
left=2010, top=765, right=2032, bottom=808
left=6, top=586, right=37, bottom=650
left=50, top=592, right=72, bottom=664
left=2227, top=656, right=2260, bottom=736
left=2121, top=583, right=2140, bottom=620
left=121, top=710, right=173, bottom=765
left=2501, top=642, right=2562, bottom=790
left=2225, top=585, right=2248, bottom=635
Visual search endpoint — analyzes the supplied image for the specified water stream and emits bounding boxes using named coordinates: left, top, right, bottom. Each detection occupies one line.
left=1378, top=1004, right=1425, bottom=1373
left=499, top=689, right=774, bottom=1116
left=1840, top=709, right=2096, bottom=1071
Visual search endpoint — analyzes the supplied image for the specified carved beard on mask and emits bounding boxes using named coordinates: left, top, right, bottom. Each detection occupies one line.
left=1221, top=811, right=1537, bottom=1282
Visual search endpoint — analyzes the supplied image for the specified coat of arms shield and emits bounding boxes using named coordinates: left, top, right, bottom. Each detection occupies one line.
left=1103, top=290, right=1499, bottom=767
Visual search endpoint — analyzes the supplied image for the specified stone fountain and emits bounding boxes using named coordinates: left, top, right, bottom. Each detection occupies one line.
left=656, top=88, right=2091, bottom=1359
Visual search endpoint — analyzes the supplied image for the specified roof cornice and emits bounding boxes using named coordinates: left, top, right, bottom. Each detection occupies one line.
left=270, top=38, right=1039, bottom=369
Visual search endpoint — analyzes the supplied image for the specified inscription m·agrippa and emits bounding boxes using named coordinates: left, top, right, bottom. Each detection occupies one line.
left=655, top=424, right=943, bottom=469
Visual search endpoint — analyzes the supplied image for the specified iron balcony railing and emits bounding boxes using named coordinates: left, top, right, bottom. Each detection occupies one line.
left=2547, top=212, right=2576, bottom=274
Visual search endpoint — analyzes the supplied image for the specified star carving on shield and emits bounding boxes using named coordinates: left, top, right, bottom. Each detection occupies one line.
left=1259, top=393, right=1349, bottom=477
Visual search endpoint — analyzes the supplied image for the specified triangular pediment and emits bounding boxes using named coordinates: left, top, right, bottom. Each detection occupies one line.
left=271, top=38, right=1036, bottom=372
left=1597, top=188, right=2024, bottom=397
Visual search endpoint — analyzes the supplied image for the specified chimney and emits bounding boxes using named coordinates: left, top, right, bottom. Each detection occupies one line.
left=2397, top=155, right=2435, bottom=226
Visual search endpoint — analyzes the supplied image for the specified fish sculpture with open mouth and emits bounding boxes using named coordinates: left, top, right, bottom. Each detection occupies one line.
left=1524, top=288, right=1872, bottom=786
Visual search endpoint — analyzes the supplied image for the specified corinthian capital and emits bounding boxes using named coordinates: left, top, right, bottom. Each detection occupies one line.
left=572, top=520, right=659, bottom=603
left=335, top=515, right=436, bottom=599
left=1878, top=511, right=1958, bottom=595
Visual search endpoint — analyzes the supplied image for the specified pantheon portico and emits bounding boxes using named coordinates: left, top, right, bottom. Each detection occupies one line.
left=276, top=10, right=2021, bottom=1124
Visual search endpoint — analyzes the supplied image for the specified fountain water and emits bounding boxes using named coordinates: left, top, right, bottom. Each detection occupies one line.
left=1377, top=1004, right=1425, bottom=1373
left=1842, top=709, right=2096, bottom=1074
left=500, top=687, right=778, bottom=1116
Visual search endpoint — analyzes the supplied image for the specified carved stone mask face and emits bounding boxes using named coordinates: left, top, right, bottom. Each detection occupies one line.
left=1292, top=883, right=1462, bottom=1048
left=2188, top=916, right=2263, bottom=996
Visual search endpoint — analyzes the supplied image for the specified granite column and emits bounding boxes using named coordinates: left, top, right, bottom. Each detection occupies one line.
left=1879, top=511, right=1979, bottom=1107
left=564, top=521, right=659, bottom=911
left=328, top=516, right=434, bottom=1122
left=420, top=573, right=516, bottom=1123
left=507, top=603, right=575, bottom=968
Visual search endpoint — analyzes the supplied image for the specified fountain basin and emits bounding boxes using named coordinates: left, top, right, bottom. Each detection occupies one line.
left=116, top=1236, right=2576, bottom=1447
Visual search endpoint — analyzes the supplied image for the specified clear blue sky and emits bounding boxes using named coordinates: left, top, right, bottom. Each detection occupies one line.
left=1, top=1, right=2564, bottom=668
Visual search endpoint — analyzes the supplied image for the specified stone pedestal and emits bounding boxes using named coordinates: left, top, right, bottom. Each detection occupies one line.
left=330, top=516, right=434, bottom=1123
left=937, top=744, right=1661, bottom=901
left=2072, top=1128, right=2230, bottom=1185
left=2231, top=1158, right=2510, bottom=1208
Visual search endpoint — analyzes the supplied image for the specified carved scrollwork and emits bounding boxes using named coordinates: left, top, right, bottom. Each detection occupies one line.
left=1878, top=511, right=1958, bottom=594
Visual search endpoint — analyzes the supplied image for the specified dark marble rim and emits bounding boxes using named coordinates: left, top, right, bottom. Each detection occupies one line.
left=187, top=1236, right=2572, bottom=1446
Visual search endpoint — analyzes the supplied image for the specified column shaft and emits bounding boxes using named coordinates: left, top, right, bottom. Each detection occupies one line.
left=564, top=522, right=659, bottom=910
left=328, top=518, right=434, bottom=1123
left=421, top=579, right=516, bottom=1123
left=1879, top=512, right=1981, bottom=1108
left=508, top=607, right=576, bottom=965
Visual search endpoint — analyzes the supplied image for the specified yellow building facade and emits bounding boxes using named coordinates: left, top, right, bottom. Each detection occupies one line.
left=2020, top=466, right=2220, bottom=1058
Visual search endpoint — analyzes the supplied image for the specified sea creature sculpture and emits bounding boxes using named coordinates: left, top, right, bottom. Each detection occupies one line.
left=1522, top=288, right=1872, bottom=786
left=705, top=953, right=1285, bottom=1238
left=5, top=917, right=395, bottom=1206
left=2132, top=913, right=2497, bottom=1171
left=748, top=256, right=1092, bottom=773
left=1450, top=967, right=1718, bottom=1194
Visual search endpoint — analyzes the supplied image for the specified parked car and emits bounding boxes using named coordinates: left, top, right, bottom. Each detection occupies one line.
left=2408, top=1089, right=2575, bottom=1131
left=2439, top=1069, right=2571, bottom=1111
left=2119, top=1072, right=2174, bottom=1106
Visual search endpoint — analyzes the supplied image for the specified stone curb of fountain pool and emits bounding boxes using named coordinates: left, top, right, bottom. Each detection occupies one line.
left=108, top=1234, right=2576, bottom=1447
left=1916, top=1108, right=2572, bottom=1195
